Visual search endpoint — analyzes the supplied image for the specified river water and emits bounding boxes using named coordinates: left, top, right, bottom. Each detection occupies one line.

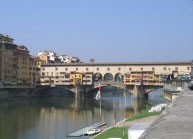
left=0, top=88, right=165, bottom=139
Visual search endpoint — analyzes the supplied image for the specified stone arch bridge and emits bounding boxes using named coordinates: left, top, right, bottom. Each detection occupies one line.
left=38, top=81, right=163, bottom=99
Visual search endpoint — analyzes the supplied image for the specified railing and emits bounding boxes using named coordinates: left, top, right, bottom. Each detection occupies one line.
left=94, top=81, right=125, bottom=87
left=0, top=85, right=35, bottom=89
left=164, top=80, right=190, bottom=89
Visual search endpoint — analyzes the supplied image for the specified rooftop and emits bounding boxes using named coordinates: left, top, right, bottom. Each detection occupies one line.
left=42, top=61, right=192, bottom=67
left=17, top=45, right=29, bottom=51
left=0, top=34, right=14, bottom=43
left=0, top=34, right=13, bottom=39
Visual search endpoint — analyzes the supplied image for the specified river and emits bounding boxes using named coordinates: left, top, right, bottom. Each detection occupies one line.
left=0, top=87, right=165, bottom=139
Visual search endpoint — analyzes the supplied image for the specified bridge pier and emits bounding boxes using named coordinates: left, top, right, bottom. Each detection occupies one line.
left=72, top=85, right=84, bottom=99
left=73, top=85, right=94, bottom=99
left=132, top=97, right=147, bottom=114
left=132, top=85, right=148, bottom=100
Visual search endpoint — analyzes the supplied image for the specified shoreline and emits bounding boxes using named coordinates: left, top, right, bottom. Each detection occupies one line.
left=92, top=114, right=160, bottom=139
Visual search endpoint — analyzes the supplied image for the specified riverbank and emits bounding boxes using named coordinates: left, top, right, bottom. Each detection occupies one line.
left=140, top=90, right=193, bottom=139
left=92, top=110, right=161, bottom=139
left=0, top=87, right=74, bottom=102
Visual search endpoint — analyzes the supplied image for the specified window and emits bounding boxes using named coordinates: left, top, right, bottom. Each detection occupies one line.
left=129, top=68, right=132, bottom=71
left=42, top=68, right=45, bottom=71
left=187, top=67, right=190, bottom=70
left=55, top=67, right=58, bottom=71
left=107, top=68, right=110, bottom=71
left=164, top=67, right=166, bottom=70
left=51, top=72, right=53, bottom=76
left=175, top=67, right=178, bottom=71
left=97, top=68, right=99, bottom=71
left=86, top=68, right=89, bottom=71
left=141, top=67, right=143, bottom=71
left=65, top=68, right=68, bottom=71
left=76, top=68, right=78, bottom=71
left=118, top=67, right=121, bottom=71
left=152, top=67, right=155, bottom=71
left=47, top=72, right=49, bottom=76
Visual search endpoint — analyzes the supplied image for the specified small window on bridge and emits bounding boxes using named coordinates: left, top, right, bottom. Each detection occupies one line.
left=187, top=67, right=190, bottom=70
left=55, top=68, right=58, bottom=71
left=129, top=68, right=132, bottom=71
left=164, top=67, right=166, bottom=70
left=152, top=67, right=155, bottom=71
left=86, top=68, right=89, bottom=71
left=175, top=67, right=178, bottom=71
left=141, top=67, right=143, bottom=71
left=97, top=68, right=99, bottom=71
left=76, top=68, right=78, bottom=71
left=65, top=68, right=68, bottom=71
left=107, top=68, right=110, bottom=71
left=118, top=67, right=121, bottom=71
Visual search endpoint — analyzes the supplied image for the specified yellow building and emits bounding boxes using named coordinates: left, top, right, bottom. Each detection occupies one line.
left=70, top=72, right=83, bottom=85
left=29, top=56, right=41, bottom=87
left=17, top=46, right=30, bottom=87
left=40, top=69, right=93, bottom=86
left=38, top=54, right=49, bottom=64
left=0, top=34, right=17, bottom=86
left=124, top=71, right=163, bottom=86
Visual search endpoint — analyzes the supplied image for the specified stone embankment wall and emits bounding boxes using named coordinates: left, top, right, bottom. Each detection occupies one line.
left=0, top=87, right=74, bottom=102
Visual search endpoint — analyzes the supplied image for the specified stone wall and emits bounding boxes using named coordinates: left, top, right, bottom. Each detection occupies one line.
left=0, top=87, right=74, bottom=102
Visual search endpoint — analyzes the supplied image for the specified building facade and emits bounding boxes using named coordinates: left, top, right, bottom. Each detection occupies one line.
left=0, top=34, right=17, bottom=85
left=58, top=55, right=80, bottom=64
left=124, top=71, right=163, bottom=85
left=16, top=46, right=30, bottom=87
left=0, top=34, right=39, bottom=88
left=40, top=70, right=93, bottom=86
left=29, top=56, right=41, bottom=87
left=38, top=51, right=56, bottom=63
left=40, top=62, right=192, bottom=85
left=38, top=54, right=49, bottom=64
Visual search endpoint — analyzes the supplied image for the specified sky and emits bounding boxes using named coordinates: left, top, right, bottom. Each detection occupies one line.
left=0, top=0, right=193, bottom=62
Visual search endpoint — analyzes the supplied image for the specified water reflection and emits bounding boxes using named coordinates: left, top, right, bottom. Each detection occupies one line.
left=0, top=88, right=164, bottom=139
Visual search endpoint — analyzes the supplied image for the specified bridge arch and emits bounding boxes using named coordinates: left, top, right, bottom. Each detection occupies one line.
left=104, top=73, right=114, bottom=82
left=33, top=86, right=75, bottom=97
left=94, top=72, right=103, bottom=82
left=115, top=73, right=124, bottom=82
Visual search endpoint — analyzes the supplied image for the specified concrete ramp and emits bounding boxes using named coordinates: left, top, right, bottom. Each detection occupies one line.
left=67, top=122, right=106, bottom=137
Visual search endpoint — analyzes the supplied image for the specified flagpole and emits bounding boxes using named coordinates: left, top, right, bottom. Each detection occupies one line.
left=100, top=95, right=102, bottom=125
left=99, top=83, right=102, bottom=130
left=123, top=90, right=126, bottom=128
left=95, top=83, right=102, bottom=130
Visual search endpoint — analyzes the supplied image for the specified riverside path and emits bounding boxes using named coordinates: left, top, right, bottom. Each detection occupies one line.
left=140, top=89, right=193, bottom=139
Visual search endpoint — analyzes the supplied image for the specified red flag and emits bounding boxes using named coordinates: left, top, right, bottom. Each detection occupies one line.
left=95, top=90, right=101, bottom=100
left=95, top=83, right=101, bottom=100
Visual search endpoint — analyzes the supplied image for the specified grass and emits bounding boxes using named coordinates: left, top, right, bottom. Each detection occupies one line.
left=126, top=103, right=162, bottom=121
left=93, top=127, right=128, bottom=139
left=126, top=110, right=161, bottom=121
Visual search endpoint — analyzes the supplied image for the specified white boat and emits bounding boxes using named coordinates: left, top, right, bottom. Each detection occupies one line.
left=85, top=128, right=101, bottom=136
